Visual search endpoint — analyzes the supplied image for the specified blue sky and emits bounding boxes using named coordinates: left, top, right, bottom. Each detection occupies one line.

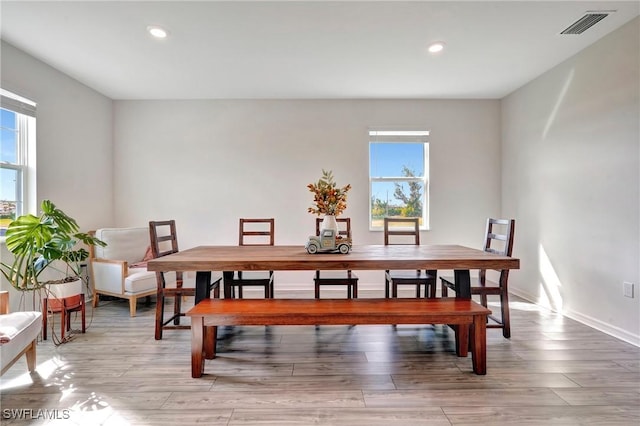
left=370, top=142, right=424, bottom=177
left=1, top=108, right=17, bottom=202
left=369, top=142, right=425, bottom=204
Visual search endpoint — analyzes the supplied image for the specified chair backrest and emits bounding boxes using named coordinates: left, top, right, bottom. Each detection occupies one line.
left=239, top=218, right=275, bottom=246
left=483, top=218, right=515, bottom=257
left=149, top=220, right=179, bottom=258
left=92, top=227, right=150, bottom=263
left=383, top=217, right=420, bottom=245
left=481, top=218, right=515, bottom=281
left=315, top=217, right=352, bottom=239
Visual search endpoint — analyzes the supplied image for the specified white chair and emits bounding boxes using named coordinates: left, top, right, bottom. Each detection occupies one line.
left=90, top=227, right=157, bottom=317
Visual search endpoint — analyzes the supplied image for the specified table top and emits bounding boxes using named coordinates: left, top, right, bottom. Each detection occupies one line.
left=147, top=244, right=520, bottom=272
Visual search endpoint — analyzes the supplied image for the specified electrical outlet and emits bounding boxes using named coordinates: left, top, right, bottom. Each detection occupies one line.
left=623, top=282, right=634, bottom=298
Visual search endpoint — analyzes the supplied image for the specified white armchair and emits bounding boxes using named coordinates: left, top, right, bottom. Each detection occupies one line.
left=90, top=227, right=156, bottom=317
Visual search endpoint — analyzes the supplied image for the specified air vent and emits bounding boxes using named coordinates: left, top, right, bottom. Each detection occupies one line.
left=561, top=13, right=609, bottom=34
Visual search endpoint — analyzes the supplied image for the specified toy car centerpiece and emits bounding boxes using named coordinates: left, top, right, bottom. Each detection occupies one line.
left=305, top=228, right=352, bottom=254
left=306, top=169, right=352, bottom=254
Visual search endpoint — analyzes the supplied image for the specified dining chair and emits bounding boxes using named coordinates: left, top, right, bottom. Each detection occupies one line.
left=440, top=218, right=515, bottom=338
left=384, top=217, right=437, bottom=298
left=150, top=219, right=221, bottom=340
left=228, top=218, right=275, bottom=299
left=313, top=217, right=359, bottom=298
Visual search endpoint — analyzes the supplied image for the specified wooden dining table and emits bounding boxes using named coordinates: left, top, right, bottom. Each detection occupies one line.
left=147, top=244, right=520, bottom=303
left=148, top=244, right=519, bottom=377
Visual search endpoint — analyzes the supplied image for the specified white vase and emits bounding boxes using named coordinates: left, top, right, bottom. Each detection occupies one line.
left=321, top=215, right=338, bottom=233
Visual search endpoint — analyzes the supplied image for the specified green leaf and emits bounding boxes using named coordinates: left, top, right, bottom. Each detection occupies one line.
left=2, top=199, right=106, bottom=291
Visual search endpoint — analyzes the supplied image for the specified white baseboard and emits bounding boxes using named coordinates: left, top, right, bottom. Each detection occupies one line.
left=510, top=288, right=640, bottom=347
left=564, top=308, right=640, bottom=347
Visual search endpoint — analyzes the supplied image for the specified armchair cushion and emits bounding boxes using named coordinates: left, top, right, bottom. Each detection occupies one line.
left=94, top=227, right=151, bottom=264
left=125, top=267, right=158, bottom=294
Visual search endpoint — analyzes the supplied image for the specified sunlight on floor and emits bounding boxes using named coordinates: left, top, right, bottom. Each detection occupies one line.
left=0, top=355, right=132, bottom=425
left=538, top=244, right=564, bottom=312
left=0, top=357, right=64, bottom=391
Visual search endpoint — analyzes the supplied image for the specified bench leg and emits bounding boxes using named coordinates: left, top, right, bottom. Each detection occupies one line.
left=191, top=316, right=205, bottom=378
left=455, top=325, right=469, bottom=357
left=471, top=314, right=487, bottom=375
left=204, top=325, right=217, bottom=359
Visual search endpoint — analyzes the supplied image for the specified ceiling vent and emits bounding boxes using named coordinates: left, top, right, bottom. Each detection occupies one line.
left=560, top=12, right=609, bottom=35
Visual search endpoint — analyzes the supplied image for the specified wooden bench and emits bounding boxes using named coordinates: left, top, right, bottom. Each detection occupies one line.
left=186, top=298, right=491, bottom=378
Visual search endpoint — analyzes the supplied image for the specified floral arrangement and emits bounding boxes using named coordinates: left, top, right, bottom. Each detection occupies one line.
left=307, top=169, right=351, bottom=216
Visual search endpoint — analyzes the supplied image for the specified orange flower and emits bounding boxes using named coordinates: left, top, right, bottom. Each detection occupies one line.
left=307, top=170, right=351, bottom=216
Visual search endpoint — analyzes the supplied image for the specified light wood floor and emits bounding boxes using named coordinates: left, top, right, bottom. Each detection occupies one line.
left=1, top=289, right=639, bottom=425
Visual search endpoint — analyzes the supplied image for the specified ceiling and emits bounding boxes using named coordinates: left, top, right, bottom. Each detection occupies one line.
left=1, top=1, right=638, bottom=100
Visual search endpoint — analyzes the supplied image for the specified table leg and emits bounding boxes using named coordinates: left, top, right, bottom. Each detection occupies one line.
left=191, top=316, right=205, bottom=378
left=195, top=271, right=212, bottom=305
left=471, top=314, right=487, bottom=375
left=454, top=270, right=471, bottom=299
left=223, top=271, right=234, bottom=299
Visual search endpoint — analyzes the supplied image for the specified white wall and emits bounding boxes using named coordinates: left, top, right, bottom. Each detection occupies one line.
left=501, top=18, right=640, bottom=344
left=1, top=41, right=114, bottom=230
left=113, top=99, right=501, bottom=287
left=0, top=41, right=114, bottom=310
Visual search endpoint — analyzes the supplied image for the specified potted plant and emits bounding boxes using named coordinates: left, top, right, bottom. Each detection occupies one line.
left=0, top=200, right=106, bottom=293
left=307, top=169, right=351, bottom=232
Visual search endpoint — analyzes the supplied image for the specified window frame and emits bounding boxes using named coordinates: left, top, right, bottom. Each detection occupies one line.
left=1, top=89, right=36, bottom=231
left=368, top=129, right=430, bottom=231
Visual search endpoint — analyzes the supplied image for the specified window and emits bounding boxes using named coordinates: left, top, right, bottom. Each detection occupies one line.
left=1, top=89, right=36, bottom=236
left=369, top=129, right=429, bottom=230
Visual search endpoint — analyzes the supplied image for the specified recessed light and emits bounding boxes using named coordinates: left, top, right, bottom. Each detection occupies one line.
left=147, top=26, right=168, bottom=39
left=427, top=42, right=445, bottom=54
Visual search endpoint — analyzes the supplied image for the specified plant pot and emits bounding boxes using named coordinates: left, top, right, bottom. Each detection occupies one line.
left=42, top=278, right=86, bottom=341
left=46, top=278, right=83, bottom=298
left=45, top=278, right=83, bottom=306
